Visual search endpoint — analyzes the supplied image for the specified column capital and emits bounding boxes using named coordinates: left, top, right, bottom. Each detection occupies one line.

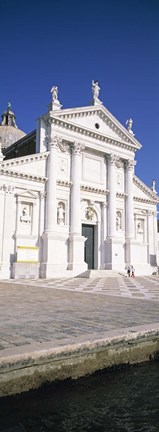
left=107, top=153, right=119, bottom=166
left=125, top=159, right=137, bottom=171
left=47, top=135, right=62, bottom=150
left=72, top=141, right=85, bottom=155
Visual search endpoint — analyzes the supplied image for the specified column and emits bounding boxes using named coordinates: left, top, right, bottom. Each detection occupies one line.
left=107, top=154, right=117, bottom=237
left=68, top=141, right=87, bottom=273
left=41, top=134, right=66, bottom=278
left=125, top=159, right=136, bottom=239
left=45, top=136, right=60, bottom=232
left=70, top=142, right=85, bottom=234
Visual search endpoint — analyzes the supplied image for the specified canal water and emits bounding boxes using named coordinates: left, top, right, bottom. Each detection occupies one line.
left=0, top=361, right=159, bottom=431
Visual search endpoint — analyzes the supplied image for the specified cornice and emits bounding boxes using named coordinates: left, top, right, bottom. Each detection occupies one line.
left=116, top=192, right=127, bottom=198
left=81, top=185, right=108, bottom=195
left=1, top=152, right=49, bottom=169
left=0, top=168, right=47, bottom=183
left=133, top=196, right=158, bottom=205
left=49, top=116, right=136, bottom=152
left=133, top=175, right=159, bottom=202
left=57, top=180, right=72, bottom=187
left=49, top=104, right=141, bottom=149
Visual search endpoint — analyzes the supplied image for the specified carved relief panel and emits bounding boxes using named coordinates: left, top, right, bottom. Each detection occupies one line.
left=82, top=154, right=104, bottom=185
left=20, top=203, right=32, bottom=224
left=135, top=216, right=145, bottom=243
left=16, top=190, right=38, bottom=236
left=116, top=210, right=122, bottom=231
left=115, top=159, right=124, bottom=192
left=57, top=156, right=69, bottom=179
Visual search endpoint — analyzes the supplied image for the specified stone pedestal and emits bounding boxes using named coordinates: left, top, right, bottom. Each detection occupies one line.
left=105, top=237, right=125, bottom=271
left=0, top=263, right=11, bottom=279
left=12, top=262, right=39, bottom=279
left=41, top=232, right=68, bottom=278
left=68, top=233, right=87, bottom=273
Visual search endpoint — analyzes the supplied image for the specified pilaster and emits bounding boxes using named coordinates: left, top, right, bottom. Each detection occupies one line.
left=0, top=185, right=15, bottom=278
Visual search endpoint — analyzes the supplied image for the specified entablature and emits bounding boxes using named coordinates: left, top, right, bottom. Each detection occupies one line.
left=1, top=152, right=49, bottom=169
left=0, top=167, right=47, bottom=183
left=46, top=116, right=137, bottom=153
left=47, top=104, right=141, bottom=149
left=133, top=175, right=159, bottom=203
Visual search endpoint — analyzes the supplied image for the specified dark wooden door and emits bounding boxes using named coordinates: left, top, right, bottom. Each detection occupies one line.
left=82, top=224, right=94, bottom=269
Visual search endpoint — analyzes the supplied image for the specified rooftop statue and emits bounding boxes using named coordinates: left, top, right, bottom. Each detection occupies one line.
left=50, top=85, right=62, bottom=111
left=51, top=86, right=58, bottom=101
left=92, top=80, right=102, bottom=106
left=92, top=80, right=100, bottom=99
left=126, top=118, right=135, bottom=136
left=151, top=179, right=157, bottom=193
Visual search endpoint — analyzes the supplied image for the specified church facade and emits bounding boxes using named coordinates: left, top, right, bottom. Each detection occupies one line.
left=0, top=81, right=158, bottom=279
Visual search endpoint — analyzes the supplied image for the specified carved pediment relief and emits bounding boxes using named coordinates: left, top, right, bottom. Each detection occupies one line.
left=53, top=105, right=141, bottom=150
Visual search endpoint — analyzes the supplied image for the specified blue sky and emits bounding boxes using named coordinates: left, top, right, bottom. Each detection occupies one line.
left=1, top=0, right=159, bottom=191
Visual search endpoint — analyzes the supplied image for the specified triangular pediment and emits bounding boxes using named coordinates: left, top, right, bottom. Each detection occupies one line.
left=16, top=190, right=38, bottom=199
left=133, top=176, right=159, bottom=203
left=1, top=152, right=48, bottom=177
left=53, top=105, right=141, bottom=150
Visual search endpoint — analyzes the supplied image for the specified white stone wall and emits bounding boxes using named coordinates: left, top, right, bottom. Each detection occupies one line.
left=0, top=98, right=158, bottom=278
left=0, top=172, right=45, bottom=279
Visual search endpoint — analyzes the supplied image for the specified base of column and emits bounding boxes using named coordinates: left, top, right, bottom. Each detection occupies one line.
left=125, top=239, right=151, bottom=268
left=0, top=263, right=11, bottom=279
left=40, top=231, right=68, bottom=278
left=11, top=262, right=39, bottom=279
left=104, top=237, right=125, bottom=271
left=68, top=233, right=87, bottom=273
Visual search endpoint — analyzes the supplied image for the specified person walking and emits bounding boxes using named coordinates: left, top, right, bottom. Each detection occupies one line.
left=131, top=265, right=135, bottom=277
left=127, top=265, right=131, bottom=277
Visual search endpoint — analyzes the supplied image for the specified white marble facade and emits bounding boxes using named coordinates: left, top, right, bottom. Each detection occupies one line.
left=0, top=82, right=158, bottom=279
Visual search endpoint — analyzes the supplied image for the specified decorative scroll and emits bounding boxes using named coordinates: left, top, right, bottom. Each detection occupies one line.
left=0, top=184, right=15, bottom=194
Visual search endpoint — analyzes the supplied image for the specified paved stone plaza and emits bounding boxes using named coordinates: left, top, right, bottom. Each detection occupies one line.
left=0, top=275, right=159, bottom=353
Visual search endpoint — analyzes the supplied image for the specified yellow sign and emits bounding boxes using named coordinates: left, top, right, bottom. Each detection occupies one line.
left=17, top=246, right=39, bottom=263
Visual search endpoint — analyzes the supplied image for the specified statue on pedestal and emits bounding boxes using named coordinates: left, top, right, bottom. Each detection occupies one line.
left=126, top=118, right=135, bottom=136
left=50, top=85, right=62, bottom=111
left=51, top=86, right=58, bottom=101
left=20, top=206, right=31, bottom=223
left=57, top=204, right=65, bottom=225
left=92, top=80, right=100, bottom=99
left=151, top=179, right=157, bottom=193
left=92, top=80, right=102, bottom=105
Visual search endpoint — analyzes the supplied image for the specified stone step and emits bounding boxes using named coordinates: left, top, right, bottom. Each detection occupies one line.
left=77, top=270, right=121, bottom=278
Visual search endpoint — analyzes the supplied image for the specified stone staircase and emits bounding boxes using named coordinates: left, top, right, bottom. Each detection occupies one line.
left=76, top=270, right=122, bottom=278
